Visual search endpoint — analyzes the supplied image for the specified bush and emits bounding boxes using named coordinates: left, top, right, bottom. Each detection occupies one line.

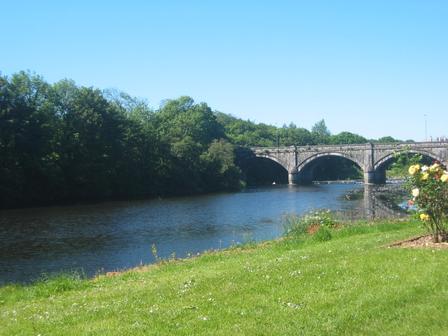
left=284, top=209, right=337, bottom=237
left=407, top=163, right=448, bottom=242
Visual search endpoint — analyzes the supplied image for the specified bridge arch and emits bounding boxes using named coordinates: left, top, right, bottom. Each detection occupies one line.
left=295, top=152, right=365, bottom=184
left=297, top=152, right=365, bottom=173
left=374, top=149, right=446, bottom=172
left=253, top=153, right=289, bottom=172
left=242, top=155, right=289, bottom=185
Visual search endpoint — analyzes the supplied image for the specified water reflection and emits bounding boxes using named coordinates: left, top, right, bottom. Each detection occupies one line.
left=335, top=184, right=408, bottom=220
left=0, top=183, right=408, bottom=284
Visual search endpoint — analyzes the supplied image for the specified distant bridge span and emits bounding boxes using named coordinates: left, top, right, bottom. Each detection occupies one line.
left=249, top=142, right=448, bottom=184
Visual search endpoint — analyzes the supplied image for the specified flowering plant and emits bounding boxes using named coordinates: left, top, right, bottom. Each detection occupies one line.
left=283, top=209, right=337, bottom=237
left=407, top=163, right=448, bottom=242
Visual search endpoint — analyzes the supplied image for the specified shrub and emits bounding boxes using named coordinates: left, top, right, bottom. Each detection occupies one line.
left=284, top=209, right=337, bottom=237
left=407, top=163, right=448, bottom=242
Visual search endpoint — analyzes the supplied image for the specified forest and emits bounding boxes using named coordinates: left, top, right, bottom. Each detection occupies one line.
left=0, top=71, right=406, bottom=208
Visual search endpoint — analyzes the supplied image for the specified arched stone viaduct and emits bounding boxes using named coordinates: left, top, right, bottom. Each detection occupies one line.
left=250, top=142, right=448, bottom=184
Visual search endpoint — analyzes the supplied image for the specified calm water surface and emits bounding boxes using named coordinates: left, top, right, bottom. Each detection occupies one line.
left=0, top=183, right=406, bottom=284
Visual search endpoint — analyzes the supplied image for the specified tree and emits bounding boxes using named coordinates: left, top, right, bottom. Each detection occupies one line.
left=376, top=136, right=401, bottom=143
left=279, top=124, right=314, bottom=146
left=56, top=86, right=129, bottom=199
left=311, top=119, right=331, bottom=144
left=154, top=97, right=230, bottom=193
left=200, top=139, right=241, bottom=191
left=157, top=97, right=224, bottom=146
left=0, top=71, right=62, bottom=206
left=104, top=90, right=161, bottom=197
left=330, top=132, right=367, bottom=145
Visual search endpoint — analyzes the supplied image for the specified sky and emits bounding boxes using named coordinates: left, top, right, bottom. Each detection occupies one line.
left=1, top=0, right=447, bottom=140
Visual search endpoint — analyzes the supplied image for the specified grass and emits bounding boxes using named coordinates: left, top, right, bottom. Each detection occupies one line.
left=1, top=220, right=448, bottom=335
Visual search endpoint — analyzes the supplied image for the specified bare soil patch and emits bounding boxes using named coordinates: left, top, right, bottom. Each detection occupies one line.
left=390, top=235, right=448, bottom=249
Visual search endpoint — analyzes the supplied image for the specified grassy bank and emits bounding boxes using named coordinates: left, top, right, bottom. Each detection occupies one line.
left=1, top=220, right=448, bottom=335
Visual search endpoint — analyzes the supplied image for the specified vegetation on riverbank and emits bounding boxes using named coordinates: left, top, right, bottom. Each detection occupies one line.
left=1, top=71, right=408, bottom=208
left=1, top=219, right=447, bottom=335
left=386, top=153, right=432, bottom=179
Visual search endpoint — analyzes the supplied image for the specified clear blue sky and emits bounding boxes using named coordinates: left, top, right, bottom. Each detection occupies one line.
left=2, top=0, right=447, bottom=140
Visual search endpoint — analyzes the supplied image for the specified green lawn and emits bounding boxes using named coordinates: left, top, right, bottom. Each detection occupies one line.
left=1, top=220, right=447, bottom=335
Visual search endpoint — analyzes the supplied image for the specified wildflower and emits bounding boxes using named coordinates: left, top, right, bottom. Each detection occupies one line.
left=419, top=213, right=430, bottom=221
left=411, top=188, right=419, bottom=197
left=421, top=172, right=429, bottom=181
left=408, top=164, right=420, bottom=175
left=421, top=165, right=429, bottom=172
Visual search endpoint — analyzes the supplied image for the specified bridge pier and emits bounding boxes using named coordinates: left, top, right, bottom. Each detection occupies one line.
left=288, top=173, right=299, bottom=185
left=364, top=171, right=375, bottom=184
left=364, top=170, right=386, bottom=184
left=289, top=170, right=313, bottom=185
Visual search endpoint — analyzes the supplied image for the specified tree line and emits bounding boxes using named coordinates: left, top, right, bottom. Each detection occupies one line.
left=217, top=113, right=410, bottom=147
left=0, top=71, right=406, bottom=208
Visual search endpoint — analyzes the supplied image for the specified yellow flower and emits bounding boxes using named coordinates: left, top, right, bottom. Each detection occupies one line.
left=408, top=164, right=420, bottom=175
left=419, top=213, right=430, bottom=221
left=430, top=163, right=441, bottom=173
left=421, top=172, right=429, bottom=181
left=412, top=188, right=419, bottom=197
left=441, top=174, right=448, bottom=183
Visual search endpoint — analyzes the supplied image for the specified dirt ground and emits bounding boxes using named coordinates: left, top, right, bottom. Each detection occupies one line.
left=390, top=235, right=448, bottom=249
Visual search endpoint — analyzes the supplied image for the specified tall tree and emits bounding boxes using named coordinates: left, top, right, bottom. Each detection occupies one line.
left=155, top=97, right=229, bottom=193
left=279, top=123, right=314, bottom=146
left=0, top=72, right=61, bottom=206
left=311, top=119, right=331, bottom=144
left=200, top=139, right=241, bottom=191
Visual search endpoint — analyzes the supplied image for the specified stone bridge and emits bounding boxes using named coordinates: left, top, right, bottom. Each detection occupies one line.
left=249, top=142, right=448, bottom=184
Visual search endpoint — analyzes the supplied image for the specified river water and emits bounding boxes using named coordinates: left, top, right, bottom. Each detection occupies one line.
left=0, top=183, right=407, bottom=284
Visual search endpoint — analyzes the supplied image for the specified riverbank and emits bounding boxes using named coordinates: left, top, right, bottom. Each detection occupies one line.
left=4, top=183, right=399, bottom=284
left=1, top=219, right=447, bottom=335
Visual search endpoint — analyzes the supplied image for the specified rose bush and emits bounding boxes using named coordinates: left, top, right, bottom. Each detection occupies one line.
left=407, top=163, right=448, bottom=242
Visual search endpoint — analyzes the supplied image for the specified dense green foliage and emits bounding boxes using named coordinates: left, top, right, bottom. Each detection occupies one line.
left=386, top=154, right=432, bottom=178
left=1, top=71, right=411, bottom=207
left=1, top=220, right=447, bottom=335
left=312, top=157, right=363, bottom=181
left=216, top=114, right=370, bottom=147
left=0, top=72, right=240, bottom=208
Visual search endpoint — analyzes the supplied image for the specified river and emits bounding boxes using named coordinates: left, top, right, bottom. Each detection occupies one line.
left=0, top=183, right=407, bottom=284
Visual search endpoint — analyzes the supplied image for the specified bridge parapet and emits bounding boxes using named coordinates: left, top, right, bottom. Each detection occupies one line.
left=296, top=143, right=371, bottom=151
